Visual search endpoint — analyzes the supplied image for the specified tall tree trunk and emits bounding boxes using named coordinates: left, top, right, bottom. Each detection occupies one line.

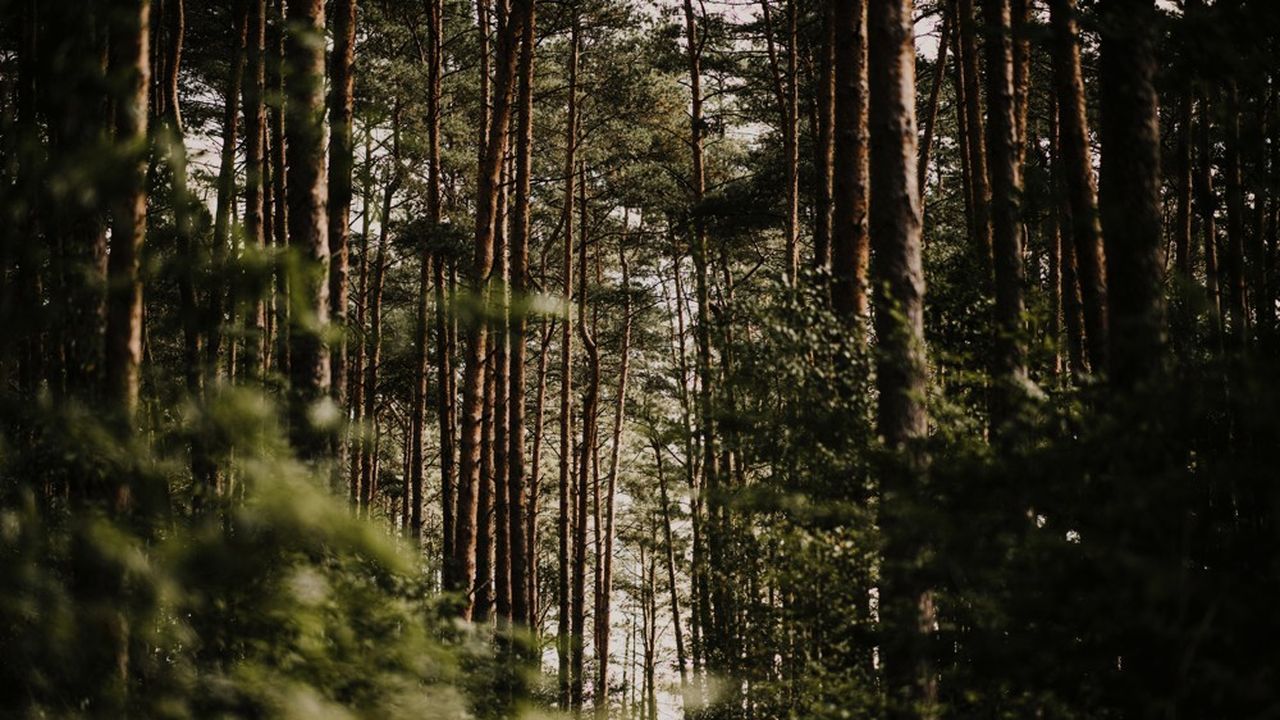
left=918, top=6, right=951, bottom=205
left=328, top=0, right=357, bottom=454
left=813, top=0, right=835, bottom=271
left=681, top=0, right=722, bottom=676
left=760, top=0, right=800, bottom=283
left=426, top=0, right=454, bottom=586
left=477, top=346, right=496, bottom=622
left=284, top=0, right=331, bottom=458
left=411, top=231, right=430, bottom=538
left=950, top=10, right=977, bottom=251
left=269, top=0, right=289, bottom=377
left=1098, top=0, right=1165, bottom=386
left=361, top=160, right=397, bottom=514
left=1223, top=83, right=1249, bottom=346
left=349, top=131, right=373, bottom=503
left=958, top=0, right=992, bottom=261
left=868, top=0, right=934, bottom=715
left=1011, top=0, right=1030, bottom=169
left=526, top=319, right=551, bottom=626
left=104, top=0, right=151, bottom=435
left=507, top=0, right=536, bottom=626
left=556, top=17, right=580, bottom=708
left=1048, top=94, right=1065, bottom=377
left=1174, top=92, right=1194, bottom=281
left=1049, top=0, right=1108, bottom=372
left=832, top=0, right=870, bottom=318
left=595, top=238, right=633, bottom=717
left=982, top=0, right=1028, bottom=431
left=654, top=440, right=690, bottom=700
left=494, top=161, right=512, bottom=622
left=208, top=7, right=248, bottom=380
left=243, top=0, right=267, bottom=376
left=1195, top=97, right=1223, bottom=343
left=455, top=0, right=529, bottom=620
left=572, top=161, right=597, bottom=713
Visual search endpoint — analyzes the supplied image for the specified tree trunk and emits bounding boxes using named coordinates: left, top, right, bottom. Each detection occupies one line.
left=328, top=0, right=357, bottom=448
left=360, top=161, right=397, bottom=514
left=243, top=0, right=267, bottom=376
left=760, top=0, right=800, bottom=283
left=284, top=0, right=331, bottom=458
left=526, top=319, right=552, bottom=626
left=208, top=6, right=248, bottom=380
left=918, top=5, right=951, bottom=204
left=507, top=0, right=537, bottom=626
left=982, top=0, right=1028, bottom=431
left=832, top=0, right=870, bottom=318
left=813, top=0, right=835, bottom=271
left=1223, top=83, right=1249, bottom=345
left=595, top=238, right=633, bottom=717
left=1195, top=97, right=1223, bottom=343
left=572, top=161, right=597, bottom=713
left=867, top=0, right=934, bottom=715
left=104, top=0, right=151, bottom=435
left=681, top=0, right=722, bottom=676
left=269, top=0, right=290, bottom=377
left=654, top=440, right=690, bottom=699
left=1175, top=92, right=1194, bottom=281
left=455, top=0, right=529, bottom=620
left=1098, top=0, right=1165, bottom=386
left=349, top=131, right=373, bottom=504
left=958, top=0, right=992, bottom=261
left=1049, top=0, right=1108, bottom=372
left=494, top=161, right=513, bottom=622
left=556, top=17, right=579, bottom=708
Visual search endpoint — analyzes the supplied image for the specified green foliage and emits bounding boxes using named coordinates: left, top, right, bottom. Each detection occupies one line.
left=0, top=391, right=535, bottom=719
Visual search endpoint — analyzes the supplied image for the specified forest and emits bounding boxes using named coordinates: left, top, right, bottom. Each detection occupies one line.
left=1, top=0, right=1279, bottom=717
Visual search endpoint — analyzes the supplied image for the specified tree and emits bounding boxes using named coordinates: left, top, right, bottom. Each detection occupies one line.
left=1049, top=0, right=1108, bottom=372
left=328, top=0, right=357, bottom=432
left=1098, top=0, right=1165, bottom=386
left=831, top=0, right=870, bottom=318
left=867, top=0, right=932, bottom=713
left=104, top=0, right=151, bottom=433
left=982, top=0, right=1027, bottom=429
left=284, top=0, right=331, bottom=458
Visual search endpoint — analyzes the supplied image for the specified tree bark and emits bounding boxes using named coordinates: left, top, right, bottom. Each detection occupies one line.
left=1223, top=83, right=1249, bottom=345
left=572, top=161, right=597, bottom=713
left=556, top=17, right=579, bottom=708
left=1049, top=0, right=1109, bottom=372
left=958, top=0, right=992, bottom=261
left=982, top=0, right=1028, bottom=431
left=507, top=0, right=536, bottom=626
left=269, top=0, right=290, bottom=377
left=1195, top=97, right=1223, bottom=343
left=285, top=0, right=331, bottom=458
left=868, top=0, right=934, bottom=715
left=243, top=0, right=267, bottom=376
left=104, top=0, right=151, bottom=433
left=361, top=157, right=398, bottom=514
left=455, top=0, right=530, bottom=620
left=208, top=6, right=248, bottom=380
left=328, top=0, right=357, bottom=443
left=918, top=6, right=951, bottom=205
left=832, top=0, right=870, bottom=318
left=1098, top=0, right=1165, bottom=387
left=654, top=440, right=690, bottom=698
left=760, top=0, right=800, bottom=283
left=813, top=0, right=835, bottom=272
left=595, top=238, right=633, bottom=717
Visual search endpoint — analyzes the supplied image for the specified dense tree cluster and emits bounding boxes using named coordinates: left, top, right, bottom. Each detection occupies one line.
left=2, top=0, right=1280, bottom=717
